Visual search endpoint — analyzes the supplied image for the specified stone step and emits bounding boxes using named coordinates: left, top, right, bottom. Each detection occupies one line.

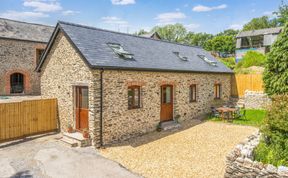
left=160, top=120, right=181, bottom=131
left=62, top=132, right=92, bottom=147
left=60, top=137, right=78, bottom=147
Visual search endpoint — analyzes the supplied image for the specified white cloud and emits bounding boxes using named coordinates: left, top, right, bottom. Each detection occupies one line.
left=185, top=24, right=200, bottom=31
left=101, top=16, right=128, bottom=25
left=229, top=24, right=243, bottom=30
left=155, top=12, right=186, bottom=24
left=0, top=10, right=48, bottom=20
left=192, top=4, right=227, bottom=12
left=23, top=0, right=62, bottom=12
left=62, top=10, right=80, bottom=16
left=111, top=0, right=135, bottom=5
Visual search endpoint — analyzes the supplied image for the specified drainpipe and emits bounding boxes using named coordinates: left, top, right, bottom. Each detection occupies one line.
left=99, top=68, right=104, bottom=147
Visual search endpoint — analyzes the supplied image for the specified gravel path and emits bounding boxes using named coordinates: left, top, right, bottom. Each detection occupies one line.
left=100, top=121, right=258, bottom=178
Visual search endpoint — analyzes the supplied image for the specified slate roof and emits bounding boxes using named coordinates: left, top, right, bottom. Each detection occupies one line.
left=38, top=21, right=233, bottom=74
left=140, top=32, right=161, bottom=39
left=0, top=18, right=54, bottom=43
left=236, top=27, right=282, bottom=38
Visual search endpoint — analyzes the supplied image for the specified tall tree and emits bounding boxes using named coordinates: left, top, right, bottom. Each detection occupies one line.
left=185, top=32, right=213, bottom=47
left=263, top=23, right=288, bottom=95
left=217, top=29, right=239, bottom=37
left=242, top=16, right=278, bottom=31
left=151, top=24, right=187, bottom=43
left=204, top=35, right=235, bottom=54
left=274, top=0, right=288, bottom=25
left=135, top=29, right=149, bottom=36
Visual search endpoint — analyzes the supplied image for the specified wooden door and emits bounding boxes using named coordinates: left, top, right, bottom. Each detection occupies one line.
left=75, top=86, right=89, bottom=131
left=160, top=85, right=173, bottom=122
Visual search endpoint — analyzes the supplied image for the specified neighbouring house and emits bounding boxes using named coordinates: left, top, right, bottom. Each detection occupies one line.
left=37, top=21, right=233, bottom=147
left=140, top=32, right=161, bottom=40
left=235, top=27, right=282, bottom=62
left=0, top=18, right=54, bottom=95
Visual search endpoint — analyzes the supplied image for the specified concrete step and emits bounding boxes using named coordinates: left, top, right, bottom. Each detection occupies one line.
left=62, top=132, right=91, bottom=147
left=160, top=120, right=181, bottom=131
left=60, top=137, right=78, bottom=147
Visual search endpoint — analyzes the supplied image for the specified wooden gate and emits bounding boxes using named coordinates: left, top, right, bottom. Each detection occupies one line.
left=0, top=98, right=58, bottom=142
left=231, top=74, right=264, bottom=97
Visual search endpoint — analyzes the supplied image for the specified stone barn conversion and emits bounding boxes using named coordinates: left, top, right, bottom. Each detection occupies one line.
left=0, top=18, right=53, bottom=95
left=37, top=21, right=233, bottom=147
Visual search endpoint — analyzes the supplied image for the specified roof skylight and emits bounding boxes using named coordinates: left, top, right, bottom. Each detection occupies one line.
left=198, top=55, right=217, bottom=66
left=173, top=52, right=188, bottom=61
left=107, top=43, right=134, bottom=60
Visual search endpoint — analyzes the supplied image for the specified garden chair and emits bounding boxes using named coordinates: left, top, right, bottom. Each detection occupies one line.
left=210, top=107, right=220, bottom=118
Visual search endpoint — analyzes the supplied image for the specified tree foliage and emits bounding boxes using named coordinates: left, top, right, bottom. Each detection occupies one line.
left=236, top=51, right=266, bottom=69
left=185, top=32, right=213, bottom=46
left=263, top=23, right=288, bottom=96
left=151, top=24, right=187, bottom=43
left=274, top=0, right=288, bottom=26
left=204, top=35, right=235, bottom=54
left=242, top=16, right=278, bottom=31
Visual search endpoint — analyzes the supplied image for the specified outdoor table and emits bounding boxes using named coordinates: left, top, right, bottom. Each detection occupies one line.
left=216, top=107, right=237, bottom=120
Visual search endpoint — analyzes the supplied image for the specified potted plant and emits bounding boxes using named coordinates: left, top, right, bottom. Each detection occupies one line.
left=67, top=124, right=73, bottom=133
left=156, top=123, right=162, bottom=132
left=82, top=129, right=89, bottom=139
left=174, top=114, right=181, bottom=123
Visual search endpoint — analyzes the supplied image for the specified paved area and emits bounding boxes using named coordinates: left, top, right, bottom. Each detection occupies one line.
left=0, top=134, right=139, bottom=178
left=100, top=121, right=258, bottom=178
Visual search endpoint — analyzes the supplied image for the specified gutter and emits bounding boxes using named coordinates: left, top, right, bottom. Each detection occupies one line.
left=99, top=68, right=104, bottom=147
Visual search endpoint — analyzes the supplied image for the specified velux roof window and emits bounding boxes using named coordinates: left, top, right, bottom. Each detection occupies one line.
left=173, top=52, right=188, bottom=61
left=107, top=43, right=134, bottom=60
left=198, top=55, right=217, bottom=66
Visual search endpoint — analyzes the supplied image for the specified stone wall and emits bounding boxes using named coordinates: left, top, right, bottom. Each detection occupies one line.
left=40, top=32, right=100, bottom=146
left=102, top=70, right=231, bottom=144
left=0, top=38, right=45, bottom=95
left=225, top=132, right=288, bottom=178
left=244, top=91, right=271, bottom=109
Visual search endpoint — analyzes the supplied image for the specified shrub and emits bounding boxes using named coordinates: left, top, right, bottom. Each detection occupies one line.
left=263, top=23, right=288, bottom=96
left=218, top=57, right=236, bottom=69
left=236, top=51, right=266, bottom=69
left=254, top=95, right=288, bottom=166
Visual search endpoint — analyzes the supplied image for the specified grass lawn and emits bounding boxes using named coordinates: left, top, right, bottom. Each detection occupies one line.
left=209, top=109, right=267, bottom=127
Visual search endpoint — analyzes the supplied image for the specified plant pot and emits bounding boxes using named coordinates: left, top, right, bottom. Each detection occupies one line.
left=82, top=131, right=89, bottom=139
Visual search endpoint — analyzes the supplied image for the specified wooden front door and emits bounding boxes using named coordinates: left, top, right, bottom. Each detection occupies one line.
left=160, top=85, right=173, bottom=122
left=75, top=86, right=89, bottom=131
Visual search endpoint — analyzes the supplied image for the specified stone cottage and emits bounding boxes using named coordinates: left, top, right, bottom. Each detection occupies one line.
left=0, top=18, right=54, bottom=95
left=37, top=21, right=233, bottom=147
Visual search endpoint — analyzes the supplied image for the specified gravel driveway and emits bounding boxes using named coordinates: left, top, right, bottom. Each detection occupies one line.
left=100, top=121, right=258, bottom=178
left=0, top=134, right=139, bottom=178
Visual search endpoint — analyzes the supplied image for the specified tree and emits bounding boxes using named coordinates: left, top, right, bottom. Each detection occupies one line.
left=274, top=0, right=288, bottom=25
left=217, top=29, right=239, bottom=37
left=242, top=16, right=278, bottom=31
left=185, top=32, right=213, bottom=47
left=263, top=23, right=288, bottom=95
left=151, top=23, right=187, bottom=43
left=135, top=29, right=149, bottom=36
left=204, top=35, right=235, bottom=54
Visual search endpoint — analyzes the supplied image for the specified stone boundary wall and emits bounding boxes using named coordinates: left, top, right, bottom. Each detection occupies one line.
left=244, top=91, right=271, bottom=109
left=225, top=132, right=288, bottom=178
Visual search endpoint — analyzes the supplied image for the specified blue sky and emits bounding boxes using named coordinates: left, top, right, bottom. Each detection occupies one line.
left=0, top=0, right=283, bottom=34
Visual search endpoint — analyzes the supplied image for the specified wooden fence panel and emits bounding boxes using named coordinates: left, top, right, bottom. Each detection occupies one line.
left=231, top=74, right=264, bottom=97
left=0, top=98, right=57, bottom=142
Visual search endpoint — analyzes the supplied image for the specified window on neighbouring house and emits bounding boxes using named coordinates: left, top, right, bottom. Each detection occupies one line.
left=10, top=73, right=24, bottom=94
left=36, top=49, right=45, bottom=66
left=214, top=84, right=221, bottom=99
left=190, top=84, right=197, bottom=102
left=128, top=86, right=141, bottom=109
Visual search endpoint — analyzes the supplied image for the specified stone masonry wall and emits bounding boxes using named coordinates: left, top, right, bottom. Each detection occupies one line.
left=0, top=38, right=45, bottom=95
left=225, top=132, right=288, bottom=178
left=40, top=32, right=100, bottom=146
left=102, top=70, right=231, bottom=144
left=244, top=90, right=271, bottom=109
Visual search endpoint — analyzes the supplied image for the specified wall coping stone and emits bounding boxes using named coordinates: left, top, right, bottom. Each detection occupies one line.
left=225, top=131, right=288, bottom=178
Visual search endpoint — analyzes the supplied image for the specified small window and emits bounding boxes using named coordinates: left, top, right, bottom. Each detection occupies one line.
left=198, top=55, right=217, bottom=66
left=173, top=52, right=188, bottom=61
left=36, top=49, right=45, bottom=66
left=214, top=84, right=221, bottom=99
left=128, top=86, right=141, bottom=109
left=190, top=84, right=197, bottom=102
left=107, top=43, right=134, bottom=60
left=10, top=73, right=24, bottom=94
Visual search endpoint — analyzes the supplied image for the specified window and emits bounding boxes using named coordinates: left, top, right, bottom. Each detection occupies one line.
left=198, top=55, right=217, bottom=66
left=36, top=49, right=45, bottom=66
left=190, top=84, right=197, bottom=102
left=173, top=52, right=188, bottom=61
left=214, top=84, right=221, bottom=99
left=107, top=43, right=134, bottom=60
left=10, top=73, right=24, bottom=94
left=128, top=86, right=141, bottom=109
